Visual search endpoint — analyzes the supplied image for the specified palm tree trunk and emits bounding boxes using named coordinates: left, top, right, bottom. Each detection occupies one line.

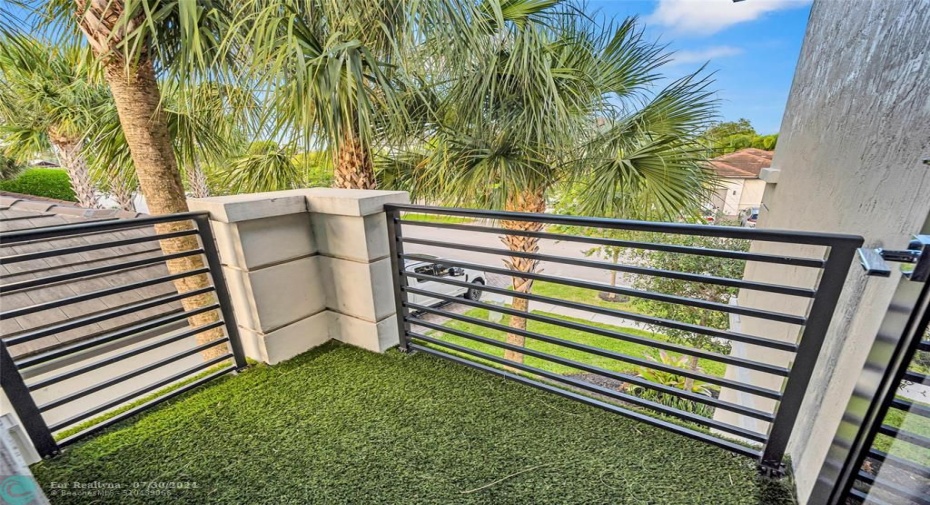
left=607, top=249, right=620, bottom=301
left=48, top=138, right=99, bottom=209
left=333, top=127, right=377, bottom=189
left=98, top=55, right=227, bottom=360
left=110, top=171, right=136, bottom=211
left=500, top=187, right=546, bottom=364
left=187, top=157, right=210, bottom=199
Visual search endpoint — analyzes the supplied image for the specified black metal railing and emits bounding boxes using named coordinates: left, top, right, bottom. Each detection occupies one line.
left=0, top=212, right=246, bottom=458
left=385, top=204, right=863, bottom=473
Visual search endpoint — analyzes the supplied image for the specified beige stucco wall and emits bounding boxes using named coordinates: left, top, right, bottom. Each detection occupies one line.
left=737, top=179, right=764, bottom=213
left=717, top=1, right=930, bottom=502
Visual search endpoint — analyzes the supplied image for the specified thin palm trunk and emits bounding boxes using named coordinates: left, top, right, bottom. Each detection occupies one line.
left=49, top=137, right=99, bottom=208
left=683, top=355, right=700, bottom=392
left=334, top=127, right=377, bottom=189
left=91, top=47, right=227, bottom=359
left=110, top=172, right=136, bottom=211
left=500, top=187, right=546, bottom=364
left=187, top=157, right=210, bottom=199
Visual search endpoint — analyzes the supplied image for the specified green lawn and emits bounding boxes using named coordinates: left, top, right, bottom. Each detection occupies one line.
left=401, top=212, right=474, bottom=224
left=429, top=307, right=727, bottom=380
left=31, top=342, right=793, bottom=504
left=873, top=396, right=930, bottom=467
left=532, top=280, right=644, bottom=314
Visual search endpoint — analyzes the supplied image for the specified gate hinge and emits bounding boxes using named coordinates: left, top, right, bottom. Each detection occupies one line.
left=858, top=235, right=930, bottom=282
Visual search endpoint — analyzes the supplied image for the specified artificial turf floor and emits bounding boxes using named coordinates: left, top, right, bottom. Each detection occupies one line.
left=31, top=342, right=796, bottom=504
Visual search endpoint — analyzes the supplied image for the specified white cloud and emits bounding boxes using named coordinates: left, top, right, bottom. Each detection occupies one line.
left=648, top=0, right=811, bottom=36
left=671, top=45, right=743, bottom=65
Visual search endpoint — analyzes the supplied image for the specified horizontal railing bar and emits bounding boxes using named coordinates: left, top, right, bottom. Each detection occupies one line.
left=56, top=366, right=234, bottom=447
left=404, top=271, right=798, bottom=352
left=407, top=302, right=783, bottom=400
left=0, top=249, right=204, bottom=294
left=5, top=286, right=215, bottom=347
left=387, top=204, right=863, bottom=247
left=409, top=343, right=763, bottom=459
left=399, top=254, right=807, bottom=325
left=411, top=320, right=775, bottom=422
left=48, top=354, right=232, bottom=432
left=412, top=333, right=767, bottom=442
left=848, top=487, right=889, bottom=505
left=918, top=340, right=930, bottom=352
left=890, top=398, right=930, bottom=419
left=28, top=320, right=225, bottom=391
left=0, top=267, right=210, bottom=319
left=401, top=236, right=816, bottom=298
left=0, top=229, right=199, bottom=264
left=15, top=304, right=220, bottom=369
left=400, top=219, right=826, bottom=268
left=857, top=471, right=930, bottom=505
left=38, top=337, right=230, bottom=412
left=405, top=286, right=790, bottom=377
left=903, top=371, right=928, bottom=384
left=878, top=424, right=930, bottom=449
left=0, top=212, right=206, bottom=244
left=867, top=449, right=930, bottom=477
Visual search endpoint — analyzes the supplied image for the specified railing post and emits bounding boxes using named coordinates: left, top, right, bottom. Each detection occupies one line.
left=385, top=206, right=411, bottom=352
left=761, top=241, right=862, bottom=474
left=193, top=215, right=248, bottom=370
left=0, top=340, right=59, bottom=458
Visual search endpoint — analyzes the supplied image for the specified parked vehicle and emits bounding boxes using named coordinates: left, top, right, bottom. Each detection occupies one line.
left=405, top=254, right=486, bottom=308
left=740, top=207, right=759, bottom=228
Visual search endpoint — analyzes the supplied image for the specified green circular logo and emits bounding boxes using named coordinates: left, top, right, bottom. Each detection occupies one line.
left=0, top=475, right=37, bottom=505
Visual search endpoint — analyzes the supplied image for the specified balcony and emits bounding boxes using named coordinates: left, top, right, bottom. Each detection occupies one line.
left=1, top=189, right=928, bottom=505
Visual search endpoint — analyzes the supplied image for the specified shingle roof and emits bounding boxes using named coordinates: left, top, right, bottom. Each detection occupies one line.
left=708, top=148, right=774, bottom=179
left=0, top=192, right=184, bottom=359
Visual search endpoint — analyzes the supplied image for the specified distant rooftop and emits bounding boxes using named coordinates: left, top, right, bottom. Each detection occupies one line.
left=0, top=192, right=180, bottom=358
left=708, top=148, right=773, bottom=179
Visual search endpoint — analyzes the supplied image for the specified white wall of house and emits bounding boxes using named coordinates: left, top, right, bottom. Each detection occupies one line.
left=711, top=178, right=764, bottom=217
left=714, top=1, right=930, bottom=502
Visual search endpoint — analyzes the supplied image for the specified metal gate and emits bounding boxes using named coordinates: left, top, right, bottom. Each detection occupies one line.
left=812, top=230, right=930, bottom=504
left=0, top=212, right=246, bottom=458
left=385, top=204, right=862, bottom=473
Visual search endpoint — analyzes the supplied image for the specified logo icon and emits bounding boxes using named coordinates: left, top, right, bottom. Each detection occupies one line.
left=0, top=475, right=37, bottom=505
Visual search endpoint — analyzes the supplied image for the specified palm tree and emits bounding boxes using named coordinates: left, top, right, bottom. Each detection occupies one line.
left=224, top=141, right=301, bottom=194
left=15, top=0, right=242, bottom=359
left=390, top=3, right=717, bottom=363
left=0, top=35, right=102, bottom=208
left=230, top=0, right=432, bottom=189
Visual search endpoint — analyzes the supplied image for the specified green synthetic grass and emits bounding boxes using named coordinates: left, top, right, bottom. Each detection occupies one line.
left=533, top=280, right=644, bottom=314
left=53, top=363, right=233, bottom=441
left=433, top=307, right=727, bottom=379
left=31, top=342, right=793, bottom=504
left=873, top=396, right=930, bottom=467
left=402, top=212, right=474, bottom=224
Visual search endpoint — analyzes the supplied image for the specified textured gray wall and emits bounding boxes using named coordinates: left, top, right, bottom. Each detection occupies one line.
left=760, top=0, right=930, bottom=502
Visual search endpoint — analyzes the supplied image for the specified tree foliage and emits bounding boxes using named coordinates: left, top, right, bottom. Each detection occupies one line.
left=700, top=118, right=777, bottom=156
left=628, top=231, right=749, bottom=357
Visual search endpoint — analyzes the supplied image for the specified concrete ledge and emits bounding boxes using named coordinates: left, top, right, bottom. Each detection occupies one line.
left=189, top=190, right=311, bottom=223
left=311, top=213, right=389, bottom=262
left=239, top=310, right=330, bottom=364
left=224, top=256, right=325, bottom=333
left=213, top=214, right=317, bottom=270
left=304, top=188, right=409, bottom=217
left=320, top=256, right=395, bottom=322
left=331, top=312, right=399, bottom=353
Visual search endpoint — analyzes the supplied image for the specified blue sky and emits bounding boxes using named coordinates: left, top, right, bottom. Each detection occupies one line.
left=587, top=0, right=813, bottom=134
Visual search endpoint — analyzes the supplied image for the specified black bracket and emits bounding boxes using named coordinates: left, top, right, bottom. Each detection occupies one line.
left=858, top=235, right=930, bottom=282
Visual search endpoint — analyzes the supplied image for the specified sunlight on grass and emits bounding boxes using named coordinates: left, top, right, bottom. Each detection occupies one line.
left=428, top=307, right=727, bottom=380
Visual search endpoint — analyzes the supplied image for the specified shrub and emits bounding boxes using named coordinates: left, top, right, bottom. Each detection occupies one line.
left=628, top=351, right=715, bottom=418
left=0, top=168, right=77, bottom=202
